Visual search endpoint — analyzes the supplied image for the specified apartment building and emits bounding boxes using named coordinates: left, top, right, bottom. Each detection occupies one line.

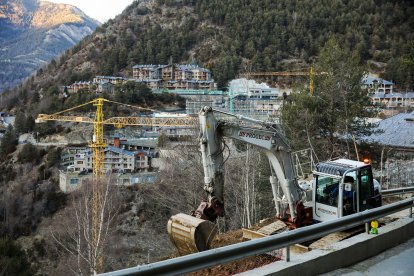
left=61, top=147, right=89, bottom=167
left=67, top=81, right=95, bottom=93
left=59, top=171, right=157, bottom=193
left=132, top=64, right=165, bottom=79
left=370, top=92, right=414, bottom=108
left=62, top=137, right=154, bottom=174
left=93, top=76, right=128, bottom=85
left=132, top=64, right=216, bottom=91
left=70, top=146, right=150, bottom=173
left=362, top=77, right=394, bottom=94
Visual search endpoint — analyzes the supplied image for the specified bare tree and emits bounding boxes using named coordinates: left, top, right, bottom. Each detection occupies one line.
left=51, top=178, right=120, bottom=275
left=152, top=140, right=273, bottom=234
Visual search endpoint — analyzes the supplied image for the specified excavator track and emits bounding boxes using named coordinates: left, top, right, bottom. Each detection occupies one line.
left=167, top=213, right=217, bottom=255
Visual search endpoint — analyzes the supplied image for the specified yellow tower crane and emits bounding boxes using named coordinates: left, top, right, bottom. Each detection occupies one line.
left=309, top=66, right=315, bottom=96
left=36, top=97, right=198, bottom=177
left=35, top=97, right=197, bottom=273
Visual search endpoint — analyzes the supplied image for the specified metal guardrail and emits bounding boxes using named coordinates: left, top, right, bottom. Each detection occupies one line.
left=381, top=186, right=414, bottom=196
left=100, top=197, right=414, bottom=276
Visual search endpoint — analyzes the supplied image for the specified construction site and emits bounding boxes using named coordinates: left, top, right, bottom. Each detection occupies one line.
left=30, top=91, right=414, bottom=275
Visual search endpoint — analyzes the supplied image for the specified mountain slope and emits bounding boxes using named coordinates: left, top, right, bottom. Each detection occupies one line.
left=0, top=0, right=100, bottom=92
left=2, top=0, right=414, bottom=108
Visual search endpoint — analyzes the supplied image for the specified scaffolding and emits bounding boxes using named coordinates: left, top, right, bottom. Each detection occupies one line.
left=186, top=98, right=283, bottom=123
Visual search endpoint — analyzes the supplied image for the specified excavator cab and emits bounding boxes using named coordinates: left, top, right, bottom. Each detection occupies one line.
left=313, top=159, right=382, bottom=222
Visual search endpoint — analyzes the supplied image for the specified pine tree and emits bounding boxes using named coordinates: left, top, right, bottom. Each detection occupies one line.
left=14, top=111, right=26, bottom=134
left=282, top=38, right=377, bottom=160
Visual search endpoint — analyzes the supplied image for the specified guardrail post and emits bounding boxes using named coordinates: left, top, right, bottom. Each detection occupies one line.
left=285, top=246, right=290, bottom=262
left=365, top=222, right=370, bottom=234
left=409, top=207, right=413, bottom=218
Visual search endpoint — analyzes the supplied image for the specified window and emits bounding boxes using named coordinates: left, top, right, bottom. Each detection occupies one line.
left=70, top=178, right=79, bottom=185
left=359, top=168, right=373, bottom=202
left=315, top=175, right=340, bottom=207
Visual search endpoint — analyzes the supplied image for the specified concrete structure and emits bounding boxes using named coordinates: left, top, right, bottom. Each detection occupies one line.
left=0, top=113, right=15, bottom=138
left=59, top=170, right=157, bottom=193
left=67, top=81, right=95, bottom=93
left=61, top=138, right=155, bottom=174
left=97, top=82, right=114, bottom=93
left=240, top=217, right=414, bottom=276
left=70, top=145, right=151, bottom=173
left=161, top=89, right=224, bottom=96
left=229, top=99, right=282, bottom=119
left=370, top=92, right=414, bottom=108
left=118, top=138, right=158, bottom=151
left=59, top=137, right=159, bottom=192
left=0, top=112, right=15, bottom=127
left=132, top=64, right=165, bottom=79
left=66, top=76, right=129, bottom=94
left=60, top=146, right=89, bottom=167
left=362, top=76, right=394, bottom=94
left=59, top=170, right=92, bottom=192
left=229, top=78, right=279, bottom=100
left=93, top=76, right=128, bottom=85
left=325, top=237, right=414, bottom=275
left=185, top=92, right=282, bottom=122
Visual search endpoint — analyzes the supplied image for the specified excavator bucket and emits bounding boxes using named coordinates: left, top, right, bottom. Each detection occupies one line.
left=167, top=213, right=217, bottom=256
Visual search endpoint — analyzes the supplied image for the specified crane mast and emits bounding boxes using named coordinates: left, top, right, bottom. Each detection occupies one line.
left=36, top=97, right=197, bottom=272
left=91, top=98, right=106, bottom=177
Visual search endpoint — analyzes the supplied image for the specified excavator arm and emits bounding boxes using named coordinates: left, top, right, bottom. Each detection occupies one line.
left=168, top=107, right=308, bottom=255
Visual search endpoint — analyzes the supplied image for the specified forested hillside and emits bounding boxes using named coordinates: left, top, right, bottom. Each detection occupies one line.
left=2, top=0, right=413, bottom=110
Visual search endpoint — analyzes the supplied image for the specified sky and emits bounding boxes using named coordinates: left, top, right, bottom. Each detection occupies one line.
left=46, top=0, right=135, bottom=23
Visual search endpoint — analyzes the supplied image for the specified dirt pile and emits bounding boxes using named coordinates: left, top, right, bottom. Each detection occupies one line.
left=188, top=229, right=280, bottom=275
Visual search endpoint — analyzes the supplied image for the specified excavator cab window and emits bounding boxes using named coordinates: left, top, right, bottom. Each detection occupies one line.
left=342, top=173, right=356, bottom=216
left=315, top=175, right=341, bottom=207
left=358, top=167, right=374, bottom=211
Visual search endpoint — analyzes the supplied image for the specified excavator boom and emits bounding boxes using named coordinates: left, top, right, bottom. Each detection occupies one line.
left=167, top=107, right=381, bottom=255
left=167, top=107, right=307, bottom=255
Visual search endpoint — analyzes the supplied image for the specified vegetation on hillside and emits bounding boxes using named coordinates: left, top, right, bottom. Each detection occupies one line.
left=0, top=238, right=34, bottom=275
left=2, top=0, right=413, bottom=112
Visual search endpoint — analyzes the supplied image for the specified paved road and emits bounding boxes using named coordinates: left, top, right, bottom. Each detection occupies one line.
left=324, top=237, right=414, bottom=276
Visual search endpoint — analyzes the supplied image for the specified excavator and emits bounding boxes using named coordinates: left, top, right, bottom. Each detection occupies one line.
left=167, top=106, right=382, bottom=255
